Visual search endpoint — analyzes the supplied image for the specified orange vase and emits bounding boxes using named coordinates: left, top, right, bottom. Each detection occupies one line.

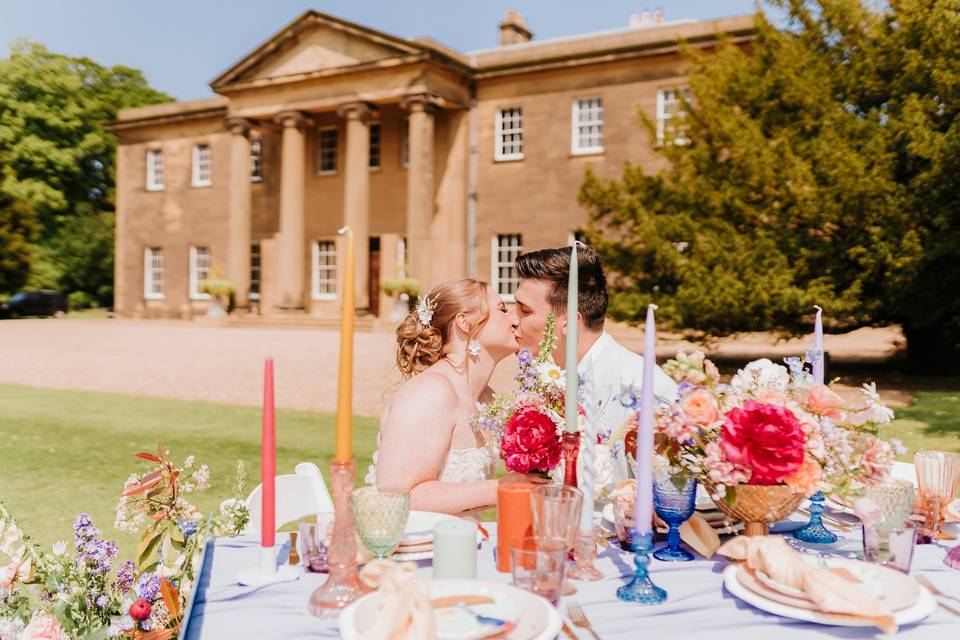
left=496, top=482, right=535, bottom=573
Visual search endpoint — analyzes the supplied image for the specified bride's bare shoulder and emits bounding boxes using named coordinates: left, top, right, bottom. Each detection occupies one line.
left=388, top=370, right=458, bottom=413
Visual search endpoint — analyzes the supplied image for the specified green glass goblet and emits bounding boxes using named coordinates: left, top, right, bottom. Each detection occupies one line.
left=350, top=486, right=411, bottom=558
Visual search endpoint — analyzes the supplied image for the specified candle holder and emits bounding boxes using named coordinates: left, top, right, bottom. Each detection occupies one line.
left=616, top=531, right=667, bottom=605
left=237, top=544, right=300, bottom=586
left=567, top=528, right=603, bottom=581
left=793, top=491, right=837, bottom=544
left=308, top=459, right=369, bottom=618
left=561, top=431, right=580, bottom=488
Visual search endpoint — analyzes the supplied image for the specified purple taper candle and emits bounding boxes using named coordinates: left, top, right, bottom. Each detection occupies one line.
left=634, top=304, right=657, bottom=535
left=813, top=305, right=824, bottom=385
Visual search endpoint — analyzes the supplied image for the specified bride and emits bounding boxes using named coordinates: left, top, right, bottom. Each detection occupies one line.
left=366, top=278, right=545, bottom=514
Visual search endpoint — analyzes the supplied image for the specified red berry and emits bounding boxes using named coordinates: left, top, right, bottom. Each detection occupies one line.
left=129, top=598, right=152, bottom=621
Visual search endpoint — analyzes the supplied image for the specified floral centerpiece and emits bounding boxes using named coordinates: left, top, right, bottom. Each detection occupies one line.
left=616, top=351, right=899, bottom=535
left=0, top=446, right=248, bottom=639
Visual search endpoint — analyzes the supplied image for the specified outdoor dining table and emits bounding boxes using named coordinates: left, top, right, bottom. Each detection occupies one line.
left=182, top=516, right=960, bottom=639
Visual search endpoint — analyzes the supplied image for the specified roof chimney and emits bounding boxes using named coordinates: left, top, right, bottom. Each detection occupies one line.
left=499, top=10, right=532, bottom=46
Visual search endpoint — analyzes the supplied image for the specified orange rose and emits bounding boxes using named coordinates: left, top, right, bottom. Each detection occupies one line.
left=804, top=384, right=846, bottom=419
left=680, top=388, right=720, bottom=426
left=755, top=388, right=788, bottom=406
left=784, top=456, right=822, bottom=496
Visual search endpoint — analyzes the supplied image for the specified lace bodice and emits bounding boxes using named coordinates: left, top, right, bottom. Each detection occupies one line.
left=364, top=444, right=498, bottom=486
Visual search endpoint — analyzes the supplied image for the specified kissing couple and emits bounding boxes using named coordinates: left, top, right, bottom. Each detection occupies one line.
left=365, top=245, right=677, bottom=515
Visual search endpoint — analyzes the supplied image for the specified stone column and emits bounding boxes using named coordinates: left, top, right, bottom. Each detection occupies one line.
left=403, top=94, right=437, bottom=289
left=225, top=118, right=253, bottom=308
left=338, top=102, right=375, bottom=311
left=275, top=111, right=309, bottom=310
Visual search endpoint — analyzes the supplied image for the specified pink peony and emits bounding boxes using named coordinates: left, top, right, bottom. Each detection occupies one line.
left=500, top=408, right=562, bottom=473
left=21, top=614, right=66, bottom=640
left=680, top=388, right=720, bottom=426
left=720, top=400, right=805, bottom=485
left=860, top=436, right=894, bottom=481
left=704, top=441, right=751, bottom=487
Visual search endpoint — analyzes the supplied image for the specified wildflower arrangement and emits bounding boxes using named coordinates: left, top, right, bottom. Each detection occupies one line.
left=619, top=351, right=899, bottom=502
left=0, top=446, right=248, bottom=639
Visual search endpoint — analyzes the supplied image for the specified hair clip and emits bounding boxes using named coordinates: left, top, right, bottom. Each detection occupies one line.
left=416, top=295, right=437, bottom=327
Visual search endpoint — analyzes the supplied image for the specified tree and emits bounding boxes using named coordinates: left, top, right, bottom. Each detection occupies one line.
left=580, top=0, right=960, bottom=372
left=0, top=197, right=36, bottom=293
left=0, top=40, right=170, bottom=298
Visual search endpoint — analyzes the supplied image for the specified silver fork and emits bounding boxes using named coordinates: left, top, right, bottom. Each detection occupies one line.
left=566, top=601, right=602, bottom=640
left=915, top=575, right=960, bottom=617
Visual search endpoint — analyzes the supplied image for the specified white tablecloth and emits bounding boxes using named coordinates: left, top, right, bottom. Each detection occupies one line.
left=183, top=518, right=960, bottom=639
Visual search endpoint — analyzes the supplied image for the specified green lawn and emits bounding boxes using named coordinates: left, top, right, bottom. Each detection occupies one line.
left=0, top=384, right=379, bottom=559
left=880, top=391, right=960, bottom=458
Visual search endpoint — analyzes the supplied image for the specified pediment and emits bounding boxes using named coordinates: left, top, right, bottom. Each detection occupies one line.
left=212, top=10, right=422, bottom=90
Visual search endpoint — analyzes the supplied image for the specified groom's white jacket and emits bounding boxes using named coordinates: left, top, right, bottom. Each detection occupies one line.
left=576, top=332, right=678, bottom=484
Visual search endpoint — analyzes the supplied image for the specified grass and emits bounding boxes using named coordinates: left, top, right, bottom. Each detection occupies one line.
left=0, top=384, right=378, bottom=560
left=880, top=391, right=960, bottom=458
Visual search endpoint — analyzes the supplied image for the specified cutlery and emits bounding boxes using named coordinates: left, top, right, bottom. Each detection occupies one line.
left=797, top=508, right=852, bottom=532
left=566, top=601, right=602, bottom=640
left=287, top=532, right=300, bottom=565
left=915, top=574, right=960, bottom=616
left=561, top=620, right=579, bottom=639
left=457, top=604, right=507, bottom=627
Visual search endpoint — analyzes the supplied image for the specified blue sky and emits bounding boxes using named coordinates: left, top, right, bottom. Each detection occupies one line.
left=2, top=1, right=760, bottom=100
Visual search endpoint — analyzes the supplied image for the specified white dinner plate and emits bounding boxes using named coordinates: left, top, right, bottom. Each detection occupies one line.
left=338, top=580, right=563, bottom=640
left=723, top=564, right=936, bottom=628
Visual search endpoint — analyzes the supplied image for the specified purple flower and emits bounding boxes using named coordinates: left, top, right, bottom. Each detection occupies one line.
left=136, top=573, right=161, bottom=602
left=178, top=518, right=198, bottom=539
left=73, top=512, right=101, bottom=549
left=96, top=594, right=110, bottom=609
left=517, top=348, right=534, bottom=366
left=113, top=560, right=137, bottom=594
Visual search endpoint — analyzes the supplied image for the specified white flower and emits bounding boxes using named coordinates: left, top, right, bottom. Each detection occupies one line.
left=183, top=455, right=195, bottom=469
left=51, top=541, right=67, bottom=556
left=731, top=358, right=789, bottom=393
left=536, top=362, right=565, bottom=390
left=193, top=465, right=210, bottom=491
left=593, top=445, right=615, bottom=499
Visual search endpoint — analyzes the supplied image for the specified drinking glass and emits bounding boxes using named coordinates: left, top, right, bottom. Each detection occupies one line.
left=350, top=486, right=410, bottom=558
left=652, top=472, right=698, bottom=561
left=862, top=524, right=918, bottom=573
left=914, top=451, right=960, bottom=540
left=866, top=479, right=915, bottom=536
left=613, top=495, right=635, bottom=551
left=299, top=512, right=335, bottom=572
left=530, top=485, right=581, bottom=593
left=510, top=537, right=568, bottom=606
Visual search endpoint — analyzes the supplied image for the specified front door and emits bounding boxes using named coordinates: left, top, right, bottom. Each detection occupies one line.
left=369, top=237, right=380, bottom=317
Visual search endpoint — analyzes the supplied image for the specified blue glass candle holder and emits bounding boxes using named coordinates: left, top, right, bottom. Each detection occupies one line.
left=793, top=491, right=838, bottom=544
left=616, top=531, right=667, bottom=605
left=653, top=473, right=698, bottom=561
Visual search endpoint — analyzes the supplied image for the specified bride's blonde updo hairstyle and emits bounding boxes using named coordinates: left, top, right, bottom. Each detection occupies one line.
left=396, top=279, right=490, bottom=378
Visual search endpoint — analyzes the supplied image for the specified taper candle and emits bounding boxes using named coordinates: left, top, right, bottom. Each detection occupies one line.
left=813, top=305, right=824, bottom=385
left=334, top=227, right=355, bottom=463
left=633, top=304, right=657, bottom=535
left=261, top=357, right=276, bottom=548
left=565, top=242, right=579, bottom=433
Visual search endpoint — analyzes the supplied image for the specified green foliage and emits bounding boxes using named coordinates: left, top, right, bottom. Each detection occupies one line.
left=380, top=278, right=421, bottom=298
left=579, top=0, right=960, bottom=371
left=0, top=197, right=36, bottom=293
left=198, top=278, right=235, bottom=300
left=68, top=290, right=96, bottom=310
left=0, top=40, right=169, bottom=298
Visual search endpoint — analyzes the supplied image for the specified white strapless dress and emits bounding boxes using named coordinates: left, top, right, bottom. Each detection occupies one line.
left=364, top=444, right=498, bottom=486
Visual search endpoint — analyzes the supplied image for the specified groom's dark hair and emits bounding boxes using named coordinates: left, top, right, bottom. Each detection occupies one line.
left=515, top=245, right=608, bottom=331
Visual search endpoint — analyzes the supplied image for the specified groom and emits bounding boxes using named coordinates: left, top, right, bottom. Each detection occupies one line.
left=512, top=245, right=678, bottom=448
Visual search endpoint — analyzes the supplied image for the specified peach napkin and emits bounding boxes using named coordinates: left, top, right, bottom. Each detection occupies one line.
left=609, top=480, right=721, bottom=558
left=718, top=536, right=897, bottom=634
left=358, top=559, right=437, bottom=640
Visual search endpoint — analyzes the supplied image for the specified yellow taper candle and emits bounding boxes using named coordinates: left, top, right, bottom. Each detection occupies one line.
left=334, top=226, right=355, bottom=462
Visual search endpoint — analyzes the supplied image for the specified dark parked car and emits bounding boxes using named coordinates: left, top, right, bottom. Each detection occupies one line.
left=0, top=290, right=68, bottom=318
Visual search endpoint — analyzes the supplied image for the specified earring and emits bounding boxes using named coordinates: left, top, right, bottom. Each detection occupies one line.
left=467, top=339, right=481, bottom=357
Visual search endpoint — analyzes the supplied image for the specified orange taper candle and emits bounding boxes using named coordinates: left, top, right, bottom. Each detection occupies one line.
left=334, top=227, right=355, bottom=462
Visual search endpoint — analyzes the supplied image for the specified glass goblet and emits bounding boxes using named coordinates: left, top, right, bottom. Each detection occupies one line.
left=350, top=486, right=410, bottom=558
left=914, top=451, right=960, bottom=540
left=298, top=512, right=335, bottom=572
left=652, top=472, right=697, bottom=561
left=530, top=485, right=582, bottom=593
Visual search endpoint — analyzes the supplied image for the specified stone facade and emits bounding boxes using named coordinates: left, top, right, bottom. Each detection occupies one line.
left=109, top=10, right=754, bottom=319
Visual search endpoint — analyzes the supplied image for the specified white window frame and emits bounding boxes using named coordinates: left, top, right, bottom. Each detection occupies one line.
left=188, top=245, right=212, bottom=300
left=316, top=127, right=339, bottom=175
left=146, top=149, right=164, bottom=191
left=368, top=122, right=381, bottom=170
left=250, top=139, right=263, bottom=182
left=311, top=240, right=337, bottom=300
left=143, top=247, right=164, bottom=299
left=656, top=88, right=692, bottom=147
left=494, top=107, right=524, bottom=162
left=191, top=143, right=212, bottom=187
left=490, top=234, right=522, bottom=301
left=249, top=243, right=261, bottom=300
left=571, top=97, right=604, bottom=155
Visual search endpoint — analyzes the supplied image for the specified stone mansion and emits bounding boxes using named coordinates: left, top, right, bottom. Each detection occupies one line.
left=109, top=10, right=754, bottom=319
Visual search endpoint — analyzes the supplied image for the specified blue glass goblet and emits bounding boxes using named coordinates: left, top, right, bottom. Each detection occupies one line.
left=652, top=473, right=698, bottom=561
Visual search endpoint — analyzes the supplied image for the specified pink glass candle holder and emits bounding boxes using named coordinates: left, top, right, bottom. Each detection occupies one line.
left=561, top=431, right=581, bottom=489
left=308, top=459, right=369, bottom=617
left=567, top=528, right=603, bottom=581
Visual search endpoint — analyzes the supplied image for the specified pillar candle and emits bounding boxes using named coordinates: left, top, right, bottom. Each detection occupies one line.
left=496, top=482, right=535, bottom=572
left=813, top=305, right=824, bottom=385
left=565, top=242, right=579, bottom=433
left=261, top=357, right=276, bottom=548
left=433, top=519, right=478, bottom=580
left=633, top=304, right=657, bottom=535
left=334, top=227, right=355, bottom=462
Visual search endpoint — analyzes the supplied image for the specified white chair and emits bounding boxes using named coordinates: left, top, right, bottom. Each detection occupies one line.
left=243, top=462, right=334, bottom=539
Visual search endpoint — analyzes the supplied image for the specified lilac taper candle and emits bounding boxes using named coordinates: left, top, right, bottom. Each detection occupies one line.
left=813, top=305, right=824, bottom=385
left=633, top=304, right=657, bottom=535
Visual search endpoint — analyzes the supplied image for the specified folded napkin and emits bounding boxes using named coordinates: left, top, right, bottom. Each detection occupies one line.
left=718, top=536, right=897, bottom=634
left=358, top=560, right=436, bottom=640
left=609, top=480, right=721, bottom=558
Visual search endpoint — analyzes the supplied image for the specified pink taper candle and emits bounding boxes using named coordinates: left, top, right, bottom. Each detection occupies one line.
left=261, top=357, right=276, bottom=548
left=813, top=305, right=824, bottom=385
left=634, top=304, right=657, bottom=535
